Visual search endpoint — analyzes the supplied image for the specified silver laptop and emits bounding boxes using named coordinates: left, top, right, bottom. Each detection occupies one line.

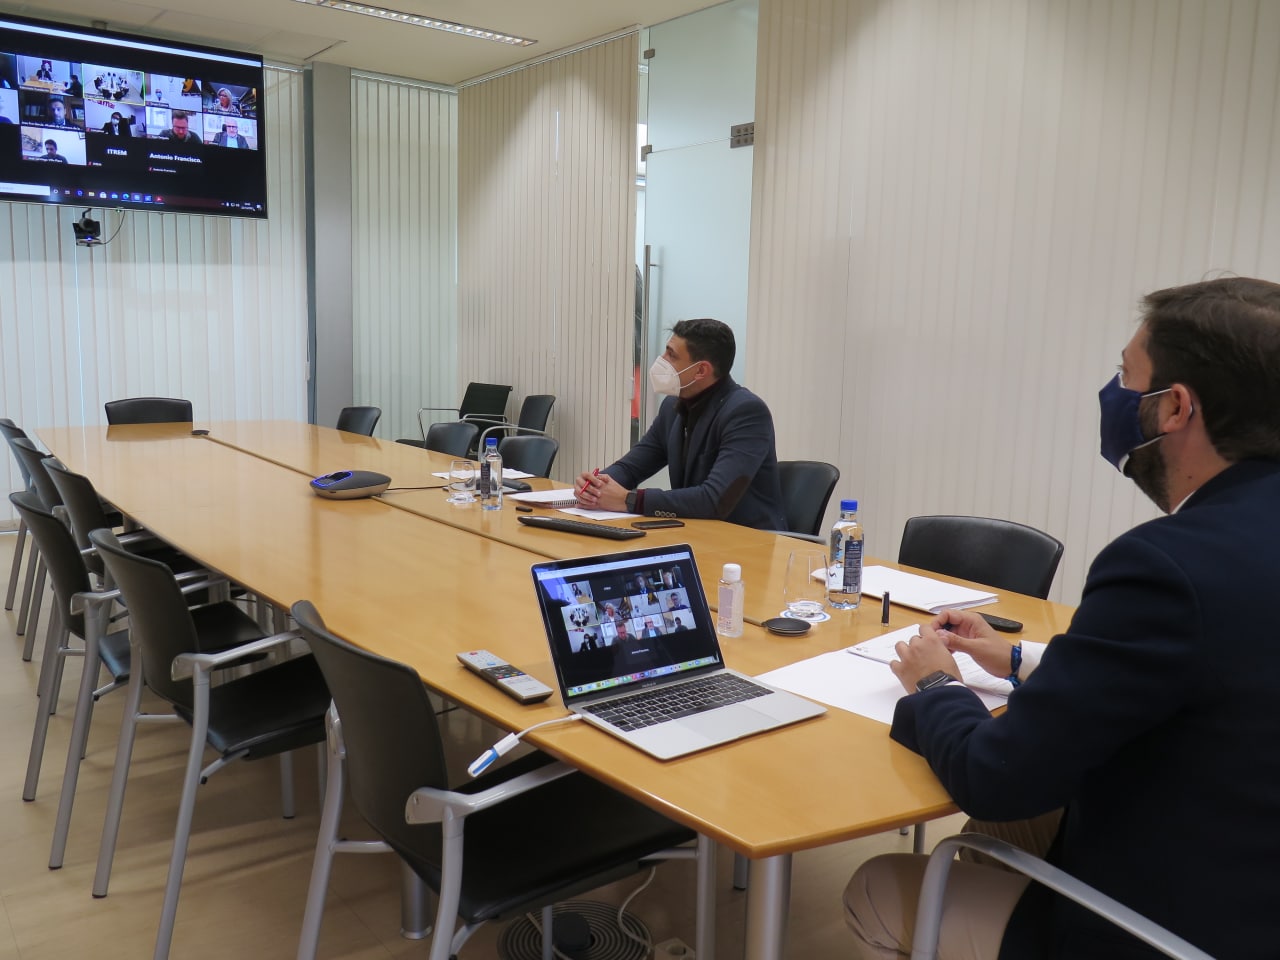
left=532, top=543, right=825, bottom=760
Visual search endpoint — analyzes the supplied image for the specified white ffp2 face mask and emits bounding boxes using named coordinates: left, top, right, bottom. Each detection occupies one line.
left=649, top=356, right=697, bottom=397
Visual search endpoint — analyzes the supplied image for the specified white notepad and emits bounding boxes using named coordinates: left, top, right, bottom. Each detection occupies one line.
left=508, top=488, right=579, bottom=508
left=858, top=565, right=998, bottom=614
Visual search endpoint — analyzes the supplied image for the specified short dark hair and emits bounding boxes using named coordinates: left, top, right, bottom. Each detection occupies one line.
left=44, top=139, right=56, bottom=148
left=1142, top=277, right=1280, bottom=462
left=172, top=110, right=189, bottom=121
left=671, top=318, right=735, bottom=378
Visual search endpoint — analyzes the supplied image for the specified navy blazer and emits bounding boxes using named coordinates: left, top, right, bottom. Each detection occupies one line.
left=891, top=460, right=1280, bottom=960
left=603, top=377, right=785, bottom=530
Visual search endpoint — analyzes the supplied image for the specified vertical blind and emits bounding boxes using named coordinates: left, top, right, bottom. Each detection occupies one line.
left=747, top=0, right=1280, bottom=603
left=457, top=34, right=639, bottom=476
left=350, top=74, right=458, bottom=442
left=0, top=64, right=308, bottom=526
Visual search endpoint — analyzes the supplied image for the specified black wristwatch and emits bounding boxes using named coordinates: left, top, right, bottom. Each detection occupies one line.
left=915, top=670, right=959, bottom=692
left=625, top=490, right=638, bottom=513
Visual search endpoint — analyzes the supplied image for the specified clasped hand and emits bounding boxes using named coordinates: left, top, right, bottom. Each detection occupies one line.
left=575, top=471, right=630, bottom=511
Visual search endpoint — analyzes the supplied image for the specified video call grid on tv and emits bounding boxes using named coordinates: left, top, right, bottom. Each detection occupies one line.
left=552, top=563, right=696, bottom=654
left=2, top=52, right=259, bottom=165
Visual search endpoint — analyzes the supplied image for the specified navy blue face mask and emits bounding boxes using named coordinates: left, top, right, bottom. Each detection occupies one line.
left=1098, top=374, right=1170, bottom=474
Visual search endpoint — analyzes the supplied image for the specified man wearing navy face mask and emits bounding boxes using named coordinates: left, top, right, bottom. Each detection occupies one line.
left=845, top=277, right=1280, bottom=960
left=575, top=317, right=785, bottom=529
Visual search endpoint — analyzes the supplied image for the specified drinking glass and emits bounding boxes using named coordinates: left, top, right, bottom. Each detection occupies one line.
left=446, top=460, right=477, bottom=503
left=784, top=549, right=829, bottom=620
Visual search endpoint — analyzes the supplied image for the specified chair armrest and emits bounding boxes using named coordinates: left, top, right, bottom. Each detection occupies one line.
left=405, top=761, right=576, bottom=824
left=416, top=405, right=463, bottom=439
left=170, top=630, right=301, bottom=680
left=69, top=587, right=124, bottom=614
left=910, top=834, right=1216, bottom=960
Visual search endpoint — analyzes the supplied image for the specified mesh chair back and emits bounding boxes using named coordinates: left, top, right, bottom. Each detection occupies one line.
left=335, top=406, right=381, bottom=436
left=898, top=515, right=1065, bottom=599
left=104, top=397, right=193, bottom=424
left=458, top=383, right=512, bottom=423
left=291, top=601, right=450, bottom=866
left=516, top=395, right=556, bottom=433
left=11, top=439, right=62, bottom=509
left=89, top=528, right=201, bottom=707
left=778, top=460, right=840, bottom=538
left=44, top=460, right=116, bottom=577
left=499, top=435, right=558, bottom=478
left=0, top=418, right=34, bottom=489
left=424, top=421, right=480, bottom=458
left=10, top=491, right=91, bottom=639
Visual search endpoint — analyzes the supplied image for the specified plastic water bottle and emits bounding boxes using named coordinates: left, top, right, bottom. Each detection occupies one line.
left=479, top=437, right=503, bottom=511
left=829, top=499, right=863, bottom=609
left=717, top=563, right=744, bottom=637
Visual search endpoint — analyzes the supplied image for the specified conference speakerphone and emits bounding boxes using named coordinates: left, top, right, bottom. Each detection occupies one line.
left=309, top=470, right=391, bottom=499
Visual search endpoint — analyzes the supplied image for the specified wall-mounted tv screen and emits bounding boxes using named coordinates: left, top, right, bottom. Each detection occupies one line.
left=0, top=14, right=267, bottom=218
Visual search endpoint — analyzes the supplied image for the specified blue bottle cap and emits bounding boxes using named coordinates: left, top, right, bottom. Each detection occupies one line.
left=841, top=499, right=858, bottom=512
left=485, top=437, right=498, bottom=449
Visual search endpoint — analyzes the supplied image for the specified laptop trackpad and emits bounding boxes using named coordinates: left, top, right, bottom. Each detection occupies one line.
left=680, top=704, right=775, bottom=742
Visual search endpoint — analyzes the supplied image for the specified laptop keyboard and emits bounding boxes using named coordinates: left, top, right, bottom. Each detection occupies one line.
left=584, top=673, right=771, bottom=731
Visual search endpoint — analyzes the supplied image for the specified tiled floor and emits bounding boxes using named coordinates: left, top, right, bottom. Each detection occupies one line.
left=0, top=529, right=962, bottom=958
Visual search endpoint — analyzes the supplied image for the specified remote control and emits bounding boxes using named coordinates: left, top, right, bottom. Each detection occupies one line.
left=456, top=650, right=554, bottom=704
left=978, top=612, right=1023, bottom=633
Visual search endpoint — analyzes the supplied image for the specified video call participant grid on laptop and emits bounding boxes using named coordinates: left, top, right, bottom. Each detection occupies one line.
left=537, top=549, right=718, bottom=699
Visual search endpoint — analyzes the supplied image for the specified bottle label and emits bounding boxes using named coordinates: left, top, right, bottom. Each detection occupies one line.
left=842, top=539, right=863, bottom=593
left=478, top=461, right=491, bottom=497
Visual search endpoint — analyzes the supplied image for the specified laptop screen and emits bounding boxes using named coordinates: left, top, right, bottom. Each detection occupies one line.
left=531, top=543, right=724, bottom=703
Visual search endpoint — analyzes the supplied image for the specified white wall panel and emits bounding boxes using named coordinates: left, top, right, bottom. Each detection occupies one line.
left=457, top=34, right=638, bottom=478
left=0, top=65, right=307, bottom=526
left=350, top=75, right=458, bottom=441
left=749, top=0, right=1280, bottom=603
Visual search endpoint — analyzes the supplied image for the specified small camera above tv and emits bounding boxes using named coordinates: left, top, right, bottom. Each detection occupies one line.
left=0, top=14, right=268, bottom=219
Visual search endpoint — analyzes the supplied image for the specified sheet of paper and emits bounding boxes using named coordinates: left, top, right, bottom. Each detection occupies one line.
left=761, top=626, right=1010, bottom=725
left=430, top=467, right=536, bottom=480
left=556, top=506, right=640, bottom=520
left=815, top=565, right=998, bottom=613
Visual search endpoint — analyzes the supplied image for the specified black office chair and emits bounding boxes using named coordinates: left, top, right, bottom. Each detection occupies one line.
left=2, top=418, right=37, bottom=624
left=89, top=529, right=331, bottom=960
left=9, top=438, right=64, bottom=653
left=912, top=834, right=1215, bottom=960
left=516, top=393, right=556, bottom=433
left=898, top=515, right=1065, bottom=599
left=291, top=600, right=711, bottom=960
left=413, top=420, right=481, bottom=458
left=335, top=405, right=381, bottom=436
left=417, top=382, right=513, bottom=439
left=498, top=434, right=559, bottom=478
left=11, top=491, right=131, bottom=808
left=103, top=397, right=193, bottom=424
left=768, top=460, right=840, bottom=541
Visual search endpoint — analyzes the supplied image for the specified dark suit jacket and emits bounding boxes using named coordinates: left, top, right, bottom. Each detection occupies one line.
left=213, top=132, right=249, bottom=148
left=891, top=460, right=1280, bottom=959
left=101, top=121, right=131, bottom=136
left=603, top=377, right=784, bottom=530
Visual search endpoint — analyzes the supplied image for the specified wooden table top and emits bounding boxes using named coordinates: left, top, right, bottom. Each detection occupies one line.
left=37, top=422, right=1076, bottom=859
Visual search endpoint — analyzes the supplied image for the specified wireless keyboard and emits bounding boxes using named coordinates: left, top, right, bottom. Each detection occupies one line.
left=517, top=515, right=646, bottom=540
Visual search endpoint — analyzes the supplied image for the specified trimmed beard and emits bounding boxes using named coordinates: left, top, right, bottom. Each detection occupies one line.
left=1126, top=398, right=1170, bottom=512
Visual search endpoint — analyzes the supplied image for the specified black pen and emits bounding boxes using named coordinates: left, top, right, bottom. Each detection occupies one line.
left=881, top=592, right=891, bottom=625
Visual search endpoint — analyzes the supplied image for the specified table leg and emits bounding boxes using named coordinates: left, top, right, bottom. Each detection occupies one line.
left=744, top=853, right=791, bottom=960
left=401, top=860, right=433, bottom=940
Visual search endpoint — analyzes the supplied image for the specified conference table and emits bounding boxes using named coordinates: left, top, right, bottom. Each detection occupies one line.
left=36, top=421, right=1075, bottom=960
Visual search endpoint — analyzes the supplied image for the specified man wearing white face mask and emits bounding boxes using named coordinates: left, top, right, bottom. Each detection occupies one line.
left=575, top=318, right=785, bottom=529
left=843, top=277, right=1280, bottom=960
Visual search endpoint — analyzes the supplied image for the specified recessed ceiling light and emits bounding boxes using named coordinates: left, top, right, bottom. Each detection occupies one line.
left=291, top=0, right=535, bottom=46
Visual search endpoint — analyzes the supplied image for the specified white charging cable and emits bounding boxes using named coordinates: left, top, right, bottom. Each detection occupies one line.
left=467, top=714, right=584, bottom=777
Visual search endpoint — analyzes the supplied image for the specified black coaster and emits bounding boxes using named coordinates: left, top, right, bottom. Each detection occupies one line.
left=762, top=617, right=811, bottom=636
